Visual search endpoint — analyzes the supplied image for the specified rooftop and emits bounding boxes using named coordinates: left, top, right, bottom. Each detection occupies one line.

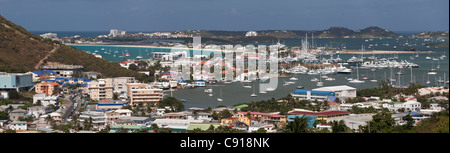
left=288, top=110, right=350, bottom=116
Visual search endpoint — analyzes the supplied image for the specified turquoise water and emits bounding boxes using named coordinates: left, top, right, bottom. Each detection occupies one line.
left=69, top=38, right=449, bottom=109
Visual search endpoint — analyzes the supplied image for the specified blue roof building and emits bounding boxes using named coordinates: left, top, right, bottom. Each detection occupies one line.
left=291, top=89, right=336, bottom=102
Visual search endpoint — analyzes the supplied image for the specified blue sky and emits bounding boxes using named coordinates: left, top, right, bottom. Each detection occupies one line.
left=0, top=0, right=448, bottom=32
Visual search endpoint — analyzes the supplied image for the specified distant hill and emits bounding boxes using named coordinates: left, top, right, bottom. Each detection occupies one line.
left=0, top=14, right=148, bottom=80
left=407, top=31, right=449, bottom=38
left=179, top=26, right=401, bottom=39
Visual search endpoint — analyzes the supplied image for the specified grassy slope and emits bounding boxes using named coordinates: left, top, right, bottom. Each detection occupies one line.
left=0, top=14, right=147, bottom=80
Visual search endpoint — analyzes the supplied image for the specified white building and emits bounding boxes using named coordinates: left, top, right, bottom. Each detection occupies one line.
left=326, top=113, right=376, bottom=132
left=109, top=29, right=126, bottom=38
left=8, top=121, right=27, bottom=131
left=245, top=31, right=258, bottom=37
left=113, top=77, right=137, bottom=95
left=313, top=85, right=357, bottom=100
left=27, top=106, right=53, bottom=118
left=79, top=111, right=107, bottom=130
left=418, top=87, right=449, bottom=96
left=382, top=101, right=421, bottom=112
left=40, top=33, right=57, bottom=39
left=33, top=94, right=59, bottom=107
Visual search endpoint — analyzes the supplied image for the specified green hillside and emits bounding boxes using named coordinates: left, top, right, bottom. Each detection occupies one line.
left=0, top=14, right=149, bottom=81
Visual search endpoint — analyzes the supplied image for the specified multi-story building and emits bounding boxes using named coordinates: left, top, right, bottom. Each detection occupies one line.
left=40, top=64, right=84, bottom=78
left=0, top=72, right=34, bottom=92
left=126, top=83, right=147, bottom=97
left=33, top=94, right=59, bottom=107
left=382, top=100, right=422, bottom=112
left=88, top=79, right=114, bottom=101
left=35, top=82, right=59, bottom=95
left=113, top=77, right=136, bottom=94
left=79, top=111, right=108, bottom=130
left=129, top=88, right=163, bottom=106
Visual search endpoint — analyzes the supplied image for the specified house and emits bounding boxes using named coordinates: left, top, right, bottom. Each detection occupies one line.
left=418, top=87, right=449, bottom=96
left=187, top=111, right=213, bottom=121
left=31, top=70, right=56, bottom=82
left=8, top=121, right=27, bottom=131
left=326, top=113, right=376, bottom=131
left=9, top=109, right=27, bottom=121
left=27, top=106, right=53, bottom=118
left=121, top=116, right=152, bottom=126
left=220, top=117, right=251, bottom=127
left=33, top=94, right=59, bottom=107
left=236, top=112, right=287, bottom=127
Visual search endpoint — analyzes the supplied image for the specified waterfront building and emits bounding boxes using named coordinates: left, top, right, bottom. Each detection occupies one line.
left=129, top=88, right=163, bottom=106
left=35, top=82, right=59, bottom=95
left=312, top=85, right=357, bottom=100
left=108, top=29, right=126, bottom=38
left=88, top=78, right=114, bottom=101
left=126, top=83, right=147, bottom=97
left=0, top=72, right=34, bottom=92
left=290, top=89, right=336, bottom=102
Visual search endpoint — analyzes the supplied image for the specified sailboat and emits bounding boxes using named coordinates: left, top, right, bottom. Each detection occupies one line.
left=428, top=60, right=437, bottom=75
left=349, top=65, right=365, bottom=83
left=136, top=49, right=143, bottom=59
left=370, top=71, right=378, bottom=82
left=289, top=75, right=298, bottom=81
left=217, top=87, right=223, bottom=102
left=251, top=86, right=258, bottom=97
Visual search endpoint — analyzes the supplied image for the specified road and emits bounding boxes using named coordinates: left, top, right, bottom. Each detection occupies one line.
left=61, top=89, right=82, bottom=120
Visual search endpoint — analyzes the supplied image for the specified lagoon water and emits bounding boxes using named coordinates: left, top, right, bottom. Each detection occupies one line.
left=69, top=37, right=449, bottom=109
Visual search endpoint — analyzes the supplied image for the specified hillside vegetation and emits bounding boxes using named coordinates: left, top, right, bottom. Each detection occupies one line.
left=0, top=14, right=148, bottom=81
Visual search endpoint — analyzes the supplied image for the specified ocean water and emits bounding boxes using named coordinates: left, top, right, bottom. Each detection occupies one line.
left=69, top=38, right=449, bottom=109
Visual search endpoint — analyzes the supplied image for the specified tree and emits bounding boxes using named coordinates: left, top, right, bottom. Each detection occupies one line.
left=362, top=110, right=395, bottom=133
left=158, top=97, right=184, bottom=112
left=285, top=116, right=310, bottom=133
left=256, top=128, right=267, bottom=133
left=8, top=90, right=20, bottom=99
left=0, top=111, right=9, bottom=120
left=402, top=113, right=415, bottom=130
left=331, top=120, right=349, bottom=133
left=218, top=109, right=233, bottom=119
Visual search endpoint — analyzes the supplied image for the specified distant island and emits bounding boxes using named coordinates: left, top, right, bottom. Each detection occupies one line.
left=47, top=26, right=449, bottom=45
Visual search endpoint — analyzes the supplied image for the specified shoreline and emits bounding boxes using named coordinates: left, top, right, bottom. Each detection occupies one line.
left=66, top=43, right=434, bottom=54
